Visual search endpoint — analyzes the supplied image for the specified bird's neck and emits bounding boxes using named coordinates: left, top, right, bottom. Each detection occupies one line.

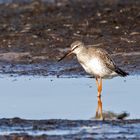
left=76, top=47, right=88, bottom=62
left=75, top=47, right=87, bottom=55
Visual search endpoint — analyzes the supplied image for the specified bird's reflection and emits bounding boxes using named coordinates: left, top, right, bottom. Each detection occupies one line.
left=95, top=96, right=103, bottom=120
left=94, top=96, right=129, bottom=120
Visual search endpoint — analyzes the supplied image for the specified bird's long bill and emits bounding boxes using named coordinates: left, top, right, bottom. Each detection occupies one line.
left=58, top=50, right=72, bottom=62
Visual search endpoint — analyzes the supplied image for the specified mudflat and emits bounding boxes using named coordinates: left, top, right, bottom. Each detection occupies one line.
left=0, top=0, right=139, bottom=77
left=0, top=0, right=139, bottom=139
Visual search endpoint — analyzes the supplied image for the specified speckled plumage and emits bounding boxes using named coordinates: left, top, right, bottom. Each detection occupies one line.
left=70, top=41, right=128, bottom=78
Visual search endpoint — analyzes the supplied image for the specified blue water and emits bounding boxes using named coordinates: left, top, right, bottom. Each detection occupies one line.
left=0, top=75, right=139, bottom=120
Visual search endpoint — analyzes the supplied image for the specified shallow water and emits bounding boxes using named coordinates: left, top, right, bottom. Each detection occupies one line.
left=0, top=75, right=139, bottom=120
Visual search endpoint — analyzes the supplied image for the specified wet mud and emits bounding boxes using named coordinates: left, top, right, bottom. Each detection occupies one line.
left=0, top=0, right=139, bottom=77
left=0, top=118, right=140, bottom=140
left=0, top=0, right=140, bottom=139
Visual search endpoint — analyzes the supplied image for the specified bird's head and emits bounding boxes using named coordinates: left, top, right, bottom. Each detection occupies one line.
left=58, top=41, right=84, bottom=62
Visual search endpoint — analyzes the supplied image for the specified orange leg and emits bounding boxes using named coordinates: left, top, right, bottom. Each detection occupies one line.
left=98, top=96, right=103, bottom=119
left=96, top=96, right=103, bottom=120
left=95, top=78, right=103, bottom=119
left=98, top=77, right=102, bottom=97
left=96, top=77, right=99, bottom=97
left=95, top=98, right=99, bottom=117
left=96, top=77, right=102, bottom=97
left=96, top=78, right=99, bottom=89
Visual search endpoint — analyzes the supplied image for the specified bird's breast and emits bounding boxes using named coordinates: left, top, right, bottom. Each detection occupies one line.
left=79, top=57, right=110, bottom=77
left=86, top=58, right=104, bottom=73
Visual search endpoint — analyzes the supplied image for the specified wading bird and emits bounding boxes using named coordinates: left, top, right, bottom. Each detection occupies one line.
left=58, top=41, right=128, bottom=98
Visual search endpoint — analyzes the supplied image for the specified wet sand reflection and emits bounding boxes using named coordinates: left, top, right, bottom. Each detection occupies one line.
left=94, top=96, right=129, bottom=120
left=95, top=96, right=103, bottom=120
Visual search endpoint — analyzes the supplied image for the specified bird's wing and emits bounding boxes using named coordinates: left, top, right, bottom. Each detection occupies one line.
left=95, top=48, right=116, bottom=71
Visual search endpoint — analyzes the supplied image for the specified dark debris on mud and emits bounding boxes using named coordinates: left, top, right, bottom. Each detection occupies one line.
left=0, top=0, right=139, bottom=77
left=0, top=117, right=140, bottom=140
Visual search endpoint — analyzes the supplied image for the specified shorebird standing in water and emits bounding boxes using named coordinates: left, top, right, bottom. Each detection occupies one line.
left=58, top=41, right=128, bottom=97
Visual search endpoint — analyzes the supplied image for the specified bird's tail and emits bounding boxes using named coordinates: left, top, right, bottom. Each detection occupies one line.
left=115, top=67, right=129, bottom=77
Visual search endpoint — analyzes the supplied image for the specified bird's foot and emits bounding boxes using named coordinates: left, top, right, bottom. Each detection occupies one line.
left=99, top=116, right=104, bottom=121
left=95, top=113, right=104, bottom=120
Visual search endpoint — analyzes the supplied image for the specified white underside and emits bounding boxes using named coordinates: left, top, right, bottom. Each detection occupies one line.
left=80, top=58, right=117, bottom=78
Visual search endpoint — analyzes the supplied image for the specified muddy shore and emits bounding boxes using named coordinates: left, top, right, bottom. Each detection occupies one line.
left=0, top=0, right=139, bottom=77
left=0, top=118, right=140, bottom=140
left=0, top=0, right=139, bottom=139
